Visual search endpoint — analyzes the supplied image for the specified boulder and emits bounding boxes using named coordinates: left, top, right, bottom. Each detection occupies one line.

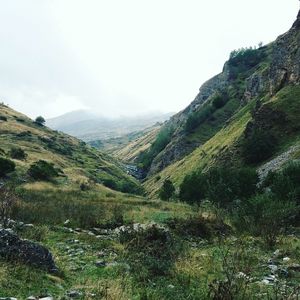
left=0, top=229, right=57, bottom=273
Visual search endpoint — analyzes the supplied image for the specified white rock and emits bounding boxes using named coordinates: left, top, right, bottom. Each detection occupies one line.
left=64, top=219, right=70, bottom=225
left=283, top=257, right=290, bottom=262
left=261, top=279, right=270, bottom=285
left=168, top=284, right=175, bottom=289
left=273, top=249, right=280, bottom=257
left=268, top=264, right=278, bottom=273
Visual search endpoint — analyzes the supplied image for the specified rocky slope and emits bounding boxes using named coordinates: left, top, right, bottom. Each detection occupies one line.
left=140, top=9, right=300, bottom=178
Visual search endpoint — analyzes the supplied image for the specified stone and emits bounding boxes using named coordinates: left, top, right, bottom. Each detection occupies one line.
left=27, top=297, right=36, bottom=300
left=95, top=260, right=106, bottom=267
left=283, top=257, right=290, bottom=262
left=288, top=263, right=300, bottom=272
left=268, top=264, right=278, bottom=273
left=67, top=290, right=82, bottom=298
left=0, top=229, right=57, bottom=273
left=261, top=279, right=270, bottom=285
left=64, top=219, right=70, bottom=225
left=0, top=298, right=18, bottom=300
left=39, top=297, right=53, bottom=300
left=273, top=249, right=280, bottom=257
left=168, top=284, right=175, bottom=289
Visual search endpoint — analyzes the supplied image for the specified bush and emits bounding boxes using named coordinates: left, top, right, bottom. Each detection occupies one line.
left=137, top=126, right=174, bottom=172
left=233, top=193, right=299, bottom=248
left=206, top=167, right=258, bottom=207
left=159, top=179, right=175, bottom=200
left=185, top=105, right=214, bottom=132
left=166, top=215, right=231, bottom=240
left=34, top=116, right=45, bottom=126
left=179, top=167, right=258, bottom=207
left=264, top=162, right=300, bottom=205
left=120, top=225, right=182, bottom=280
left=0, top=116, right=7, bottom=121
left=9, top=147, right=27, bottom=160
left=242, top=129, right=277, bottom=164
left=0, top=157, right=15, bottom=177
left=28, top=160, right=59, bottom=181
left=179, top=171, right=207, bottom=204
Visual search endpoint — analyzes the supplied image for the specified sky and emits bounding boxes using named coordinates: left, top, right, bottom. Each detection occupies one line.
left=0, top=0, right=299, bottom=119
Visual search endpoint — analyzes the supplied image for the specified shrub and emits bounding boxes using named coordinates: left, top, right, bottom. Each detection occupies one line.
left=159, top=179, right=175, bottom=200
left=0, top=157, right=15, bottom=177
left=185, top=105, right=214, bottom=132
left=9, top=147, right=27, bottom=160
left=34, top=116, right=45, bottom=126
left=179, top=171, right=207, bottom=204
left=166, top=215, right=231, bottom=240
left=179, top=167, right=258, bottom=207
left=120, top=225, right=182, bottom=280
left=28, top=160, right=59, bottom=181
left=264, top=162, right=300, bottom=205
left=0, top=186, right=17, bottom=228
left=137, top=126, right=174, bottom=172
left=0, top=116, right=7, bottom=121
left=206, top=167, right=258, bottom=207
left=242, top=129, right=277, bottom=164
left=234, top=193, right=298, bottom=248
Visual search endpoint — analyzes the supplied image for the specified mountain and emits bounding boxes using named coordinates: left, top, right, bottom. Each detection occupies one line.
left=0, top=104, right=142, bottom=194
left=47, top=110, right=173, bottom=142
left=89, top=124, right=161, bottom=163
left=139, top=9, right=300, bottom=195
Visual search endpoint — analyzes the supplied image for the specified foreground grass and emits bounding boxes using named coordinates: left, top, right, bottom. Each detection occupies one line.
left=1, top=226, right=300, bottom=299
left=1, top=183, right=299, bottom=299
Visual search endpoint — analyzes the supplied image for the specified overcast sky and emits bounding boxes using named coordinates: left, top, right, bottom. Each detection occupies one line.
left=0, top=0, right=299, bottom=119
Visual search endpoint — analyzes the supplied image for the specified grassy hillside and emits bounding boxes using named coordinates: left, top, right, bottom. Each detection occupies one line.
left=0, top=103, right=142, bottom=194
left=144, top=85, right=300, bottom=196
left=89, top=125, right=161, bottom=163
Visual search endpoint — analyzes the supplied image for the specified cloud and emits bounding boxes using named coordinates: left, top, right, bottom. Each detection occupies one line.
left=0, top=0, right=298, bottom=118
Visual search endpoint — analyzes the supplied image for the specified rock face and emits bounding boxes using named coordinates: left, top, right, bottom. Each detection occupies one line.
left=145, top=9, right=300, bottom=177
left=0, top=229, right=57, bottom=273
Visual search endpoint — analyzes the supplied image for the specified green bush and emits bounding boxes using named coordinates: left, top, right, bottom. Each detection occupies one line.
left=242, top=128, right=277, bottom=164
left=137, top=126, right=174, bottom=172
left=28, top=160, right=59, bottom=181
left=34, top=116, right=45, bottom=126
left=206, top=167, right=258, bottom=207
left=120, top=225, right=182, bottom=280
left=166, top=215, right=231, bottom=240
left=159, top=179, right=175, bottom=201
left=185, top=105, right=214, bottom=132
left=264, top=162, right=300, bottom=205
left=9, top=147, right=27, bottom=160
left=0, top=157, right=15, bottom=177
left=179, top=167, right=258, bottom=207
left=179, top=171, right=207, bottom=204
left=233, top=193, right=298, bottom=248
left=228, top=47, right=266, bottom=80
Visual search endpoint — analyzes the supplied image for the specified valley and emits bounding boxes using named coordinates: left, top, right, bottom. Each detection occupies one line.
left=0, top=8, right=299, bottom=300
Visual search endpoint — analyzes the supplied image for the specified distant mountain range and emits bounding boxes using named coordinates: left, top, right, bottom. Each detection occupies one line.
left=46, top=110, right=173, bottom=142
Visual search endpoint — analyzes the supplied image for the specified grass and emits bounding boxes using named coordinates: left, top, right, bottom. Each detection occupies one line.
left=0, top=104, right=142, bottom=194
left=0, top=175, right=299, bottom=299
left=144, top=85, right=300, bottom=197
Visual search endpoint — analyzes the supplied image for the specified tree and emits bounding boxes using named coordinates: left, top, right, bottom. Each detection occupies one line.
left=0, top=186, right=17, bottom=228
left=0, top=157, right=15, bottom=177
left=159, top=179, right=175, bottom=200
left=35, top=116, right=46, bottom=126
left=28, top=160, right=59, bottom=181
left=9, top=147, right=27, bottom=160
